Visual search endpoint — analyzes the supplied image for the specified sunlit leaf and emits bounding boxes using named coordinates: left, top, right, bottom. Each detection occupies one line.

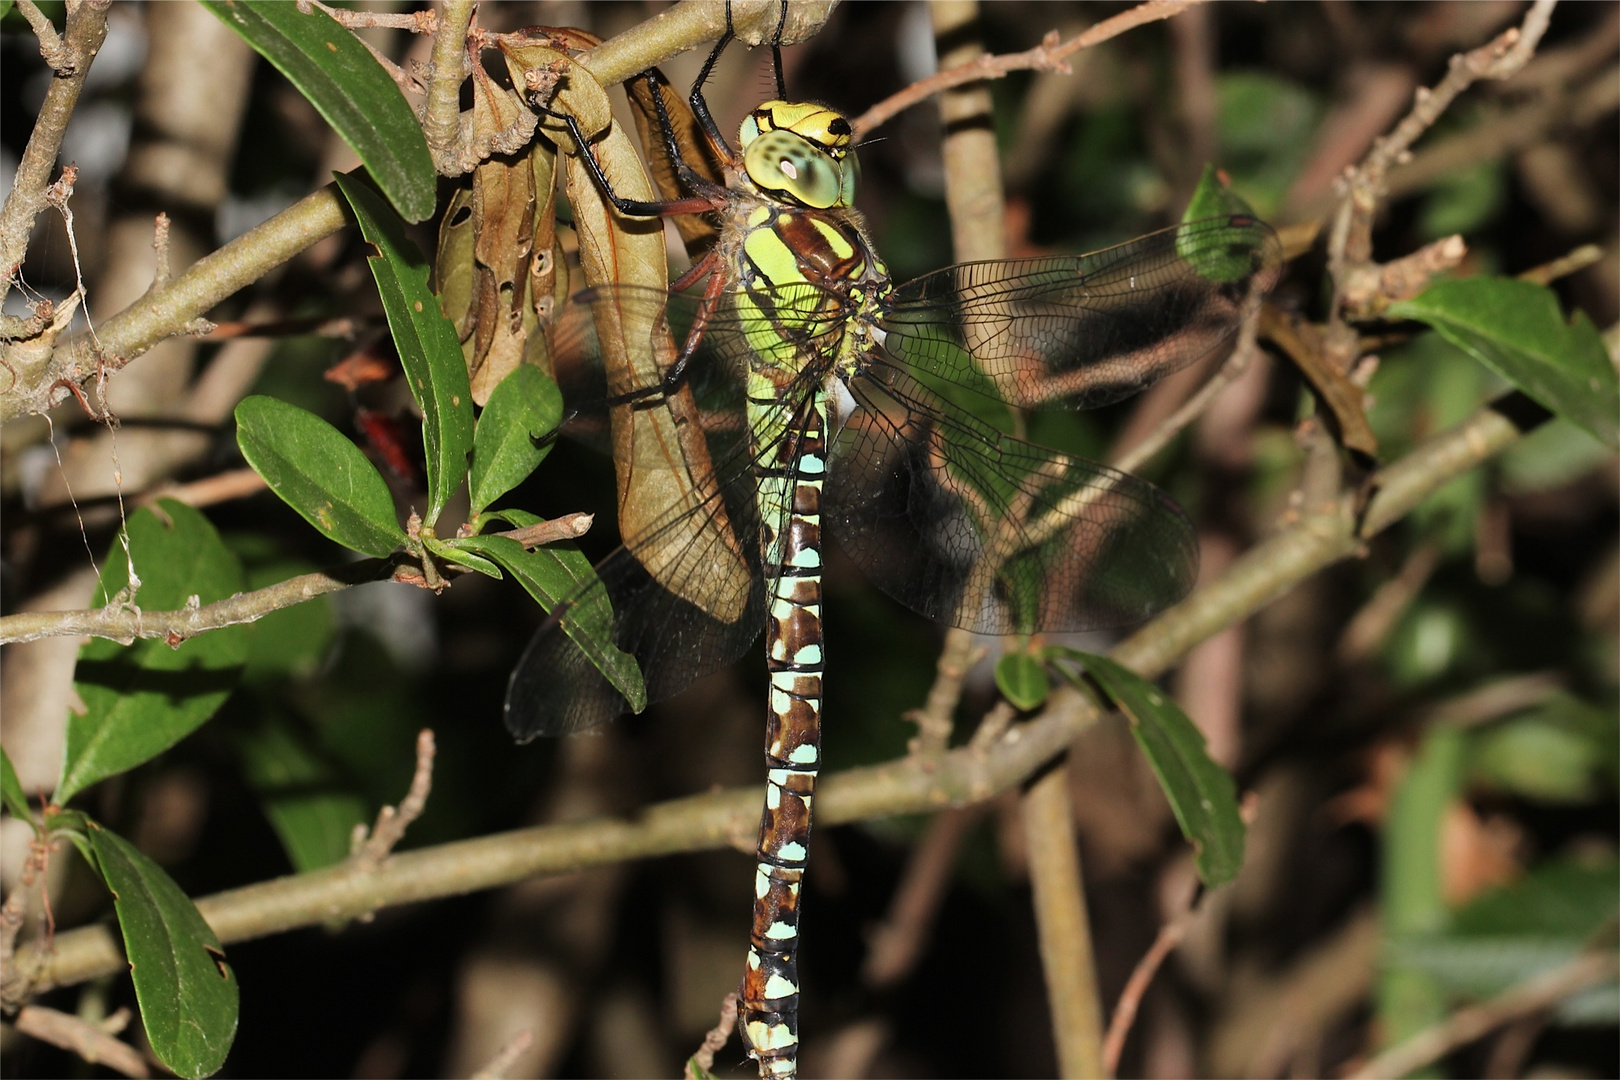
left=469, top=364, right=564, bottom=514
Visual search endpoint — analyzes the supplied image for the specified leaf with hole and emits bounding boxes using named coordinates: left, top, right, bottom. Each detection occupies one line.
left=200, top=0, right=435, bottom=221
left=235, top=395, right=404, bottom=558
left=1389, top=278, right=1618, bottom=450
left=58, top=502, right=249, bottom=804
left=83, top=821, right=238, bottom=1077
left=337, top=173, right=476, bottom=525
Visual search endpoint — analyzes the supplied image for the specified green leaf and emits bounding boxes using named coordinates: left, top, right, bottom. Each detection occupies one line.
left=336, top=173, right=475, bottom=525
left=234, top=715, right=368, bottom=873
left=59, top=502, right=249, bottom=804
left=1066, top=651, right=1245, bottom=886
left=83, top=822, right=238, bottom=1077
left=469, top=365, right=564, bottom=514
left=1178, top=165, right=1264, bottom=284
left=199, top=0, right=434, bottom=221
left=458, top=534, right=646, bottom=712
left=0, top=1, right=16, bottom=21
left=1388, top=278, right=1619, bottom=449
left=235, top=395, right=404, bottom=558
left=426, top=537, right=503, bottom=579
left=995, top=651, right=1049, bottom=710
left=1, top=747, right=32, bottom=822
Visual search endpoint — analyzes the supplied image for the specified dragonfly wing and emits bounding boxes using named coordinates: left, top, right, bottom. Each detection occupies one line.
left=879, top=215, right=1282, bottom=412
left=507, top=284, right=843, bottom=737
left=504, top=430, right=773, bottom=738
left=827, top=366, right=1198, bottom=635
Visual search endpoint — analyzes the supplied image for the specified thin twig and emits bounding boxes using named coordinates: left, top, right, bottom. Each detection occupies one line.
left=1102, top=899, right=1197, bottom=1076
left=685, top=993, right=739, bottom=1080
left=862, top=805, right=986, bottom=988
left=351, top=731, right=437, bottom=867
left=13, top=1004, right=150, bottom=1078
left=1330, top=0, right=1558, bottom=277
left=0, top=560, right=392, bottom=645
left=0, top=0, right=111, bottom=310
left=1024, top=764, right=1104, bottom=1078
left=6, top=395, right=1540, bottom=1004
left=16, top=0, right=72, bottom=73
left=301, top=0, right=435, bottom=34
left=853, top=0, right=1206, bottom=137
left=1347, top=950, right=1620, bottom=1080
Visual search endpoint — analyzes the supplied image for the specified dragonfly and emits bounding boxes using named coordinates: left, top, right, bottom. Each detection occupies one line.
left=505, top=17, right=1281, bottom=1078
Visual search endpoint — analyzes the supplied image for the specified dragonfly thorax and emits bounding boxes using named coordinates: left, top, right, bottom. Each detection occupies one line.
left=738, top=100, right=859, bottom=210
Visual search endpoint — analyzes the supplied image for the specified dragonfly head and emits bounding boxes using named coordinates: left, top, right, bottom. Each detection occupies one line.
left=738, top=100, right=859, bottom=210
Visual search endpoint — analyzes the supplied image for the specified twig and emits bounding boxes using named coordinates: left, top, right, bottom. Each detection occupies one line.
left=468, top=1027, right=533, bottom=1080
left=6, top=394, right=1541, bottom=1003
left=134, top=468, right=267, bottom=510
left=1420, top=671, right=1566, bottom=730
left=1347, top=950, right=1620, bottom=1080
left=0, top=559, right=392, bottom=645
left=16, top=0, right=72, bottom=73
left=1101, top=897, right=1197, bottom=1076
left=301, top=0, right=436, bottom=35
left=1519, top=243, right=1605, bottom=286
left=13, top=1004, right=150, bottom=1078
left=1337, top=542, right=1442, bottom=663
left=853, top=1, right=1206, bottom=137
left=1331, top=0, right=1557, bottom=275
left=1023, top=763, right=1104, bottom=1078
left=5, top=184, right=351, bottom=422
left=861, top=805, right=986, bottom=988
left=491, top=512, right=594, bottom=549
left=684, top=993, right=738, bottom=1080
left=351, top=730, right=436, bottom=868
left=0, top=0, right=111, bottom=311
left=423, top=0, right=476, bottom=168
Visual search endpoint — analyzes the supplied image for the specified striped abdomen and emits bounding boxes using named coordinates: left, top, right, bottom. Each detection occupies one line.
left=739, top=389, right=827, bottom=1078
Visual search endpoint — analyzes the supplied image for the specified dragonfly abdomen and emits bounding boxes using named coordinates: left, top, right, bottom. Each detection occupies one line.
left=741, top=390, right=829, bottom=1076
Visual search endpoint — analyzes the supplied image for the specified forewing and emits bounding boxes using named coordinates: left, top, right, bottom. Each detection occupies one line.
left=507, top=284, right=844, bottom=736
left=879, top=215, right=1282, bottom=412
left=827, top=364, right=1198, bottom=636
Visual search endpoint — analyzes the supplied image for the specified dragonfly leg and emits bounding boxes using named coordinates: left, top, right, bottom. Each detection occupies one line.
left=537, top=104, right=723, bottom=219
left=606, top=259, right=728, bottom=410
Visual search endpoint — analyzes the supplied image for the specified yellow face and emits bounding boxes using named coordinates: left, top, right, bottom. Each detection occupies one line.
left=737, top=100, right=860, bottom=209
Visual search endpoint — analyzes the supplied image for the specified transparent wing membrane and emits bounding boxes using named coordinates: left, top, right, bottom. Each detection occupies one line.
left=506, top=214, right=1276, bottom=731
left=880, top=216, right=1283, bottom=411
left=828, top=366, right=1198, bottom=635
left=505, top=286, right=840, bottom=737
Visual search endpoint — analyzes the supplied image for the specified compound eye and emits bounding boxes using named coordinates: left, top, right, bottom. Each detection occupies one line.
left=744, top=129, right=854, bottom=209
